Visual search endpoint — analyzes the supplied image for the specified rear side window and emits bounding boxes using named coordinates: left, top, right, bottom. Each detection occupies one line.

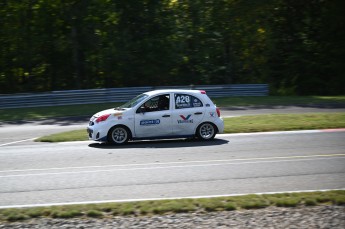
left=175, top=94, right=203, bottom=109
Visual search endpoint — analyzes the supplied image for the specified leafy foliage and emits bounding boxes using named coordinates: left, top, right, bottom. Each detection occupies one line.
left=0, top=0, right=344, bottom=95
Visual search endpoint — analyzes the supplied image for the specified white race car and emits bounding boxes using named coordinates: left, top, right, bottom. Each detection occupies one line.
left=87, top=89, right=224, bottom=144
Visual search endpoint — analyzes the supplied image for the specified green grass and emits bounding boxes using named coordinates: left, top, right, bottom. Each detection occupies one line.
left=224, top=113, right=345, bottom=133
left=35, top=113, right=345, bottom=142
left=1, top=96, right=344, bottom=122
left=36, top=130, right=87, bottom=142
left=0, top=191, right=344, bottom=222
left=212, top=96, right=345, bottom=107
left=0, top=102, right=122, bottom=122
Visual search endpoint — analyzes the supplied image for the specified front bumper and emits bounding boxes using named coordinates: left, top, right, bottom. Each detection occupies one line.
left=87, top=121, right=109, bottom=142
left=87, top=127, right=93, bottom=139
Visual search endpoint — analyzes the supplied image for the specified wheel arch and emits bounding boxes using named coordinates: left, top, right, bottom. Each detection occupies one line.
left=196, top=121, right=219, bottom=133
left=109, top=124, right=133, bottom=137
left=195, top=122, right=218, bottom=140
left=107, top=124, right=133, bottom=143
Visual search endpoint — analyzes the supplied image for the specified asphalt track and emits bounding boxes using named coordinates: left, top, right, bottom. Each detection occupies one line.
left=0, top=106, right=344, bottom=208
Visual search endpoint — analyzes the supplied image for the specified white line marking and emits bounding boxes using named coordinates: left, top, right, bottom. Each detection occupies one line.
left=0, top=138, right=37, bottom=147
left=0, top=188, right=344, bottom=209
left=222, top=130, right=322, bottom=136
left=226, top=128, right=345, bottom=136
left=1, top=153, right=344, bottom=174
left=1, top=154, right=344, bottom=178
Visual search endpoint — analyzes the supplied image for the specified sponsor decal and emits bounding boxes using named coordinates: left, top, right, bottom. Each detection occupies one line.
left=140, top=119, right=160, bottom=126
left=193, top=98, right=202, bottom=107
left=209, top=112, right=215, bottom=117
left=114, top=113, right=123, bottom=116
left=177, top=114, right=193, bottom=124
left=118, top=116, right=122, bottom=120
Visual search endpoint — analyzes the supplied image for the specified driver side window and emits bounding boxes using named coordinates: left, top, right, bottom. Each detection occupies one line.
left=137, top=94, right=170, bottom=113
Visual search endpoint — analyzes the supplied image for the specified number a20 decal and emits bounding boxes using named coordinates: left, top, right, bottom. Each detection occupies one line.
left=176, top=95, right=191, bottom=108
left=176, top=95, right=190, bottom=104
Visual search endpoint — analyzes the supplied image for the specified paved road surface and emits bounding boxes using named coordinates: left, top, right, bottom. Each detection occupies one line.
left=0, top=130, right=344, bottom=208
left=0, top=106, right=344, bottom=208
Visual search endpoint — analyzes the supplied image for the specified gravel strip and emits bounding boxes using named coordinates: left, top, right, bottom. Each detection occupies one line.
left=1, top=205, right=344, bottom=229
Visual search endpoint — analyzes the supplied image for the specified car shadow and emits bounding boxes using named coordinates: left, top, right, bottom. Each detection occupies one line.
left=88, top=138, right=229, bottom=149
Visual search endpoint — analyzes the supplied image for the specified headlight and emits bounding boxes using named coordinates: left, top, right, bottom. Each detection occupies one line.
left=95, top=114, right=111, bottom=123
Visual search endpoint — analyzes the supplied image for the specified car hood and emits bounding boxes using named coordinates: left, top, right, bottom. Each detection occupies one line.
left=92, top=108, right=129, bottom=118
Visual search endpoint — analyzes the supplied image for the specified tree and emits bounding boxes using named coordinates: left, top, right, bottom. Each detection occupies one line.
left=0, top=0, right=343, bottom=95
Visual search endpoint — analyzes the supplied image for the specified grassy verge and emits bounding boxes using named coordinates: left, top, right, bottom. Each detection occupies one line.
left=223, top=113, right=345, bottom=133
left=1, top=96, right=344, bottom=122
left=0, top=103, right=122, bottom=122
left=36, top=130, right=88, bottom=142
left=213, top=95, right=345, bottom=107
left=0, top=190, right=344, bottom=222
left=35, top=113, right=345, bottom=142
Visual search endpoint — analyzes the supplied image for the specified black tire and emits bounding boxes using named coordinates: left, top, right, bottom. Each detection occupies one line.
left=107, top=126, right=131, bottom=144
left=196, top=122, right=217, bottom=140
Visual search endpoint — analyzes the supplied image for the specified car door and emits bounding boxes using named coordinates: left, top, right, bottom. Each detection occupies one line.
left=172, top=93, right=206, bottom=136
left=134, top=94, right=173, bottom=138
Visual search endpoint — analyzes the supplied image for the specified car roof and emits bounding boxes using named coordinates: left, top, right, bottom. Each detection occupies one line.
left=144, top=89, right=204, bottom=96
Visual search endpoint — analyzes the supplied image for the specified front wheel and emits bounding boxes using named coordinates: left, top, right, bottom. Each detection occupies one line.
left=107, top=126, right=130, bottom=144
left=196, top=122, right=217, bottom=140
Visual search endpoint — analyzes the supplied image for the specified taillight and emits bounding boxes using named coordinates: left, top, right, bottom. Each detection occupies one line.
left=216, top=108, right=221, bottom=117
left=96, top=114, right=111, bottom=123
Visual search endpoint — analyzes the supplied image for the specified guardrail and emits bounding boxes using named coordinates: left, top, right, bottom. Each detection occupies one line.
left=0, top=84, right=268, bottom=109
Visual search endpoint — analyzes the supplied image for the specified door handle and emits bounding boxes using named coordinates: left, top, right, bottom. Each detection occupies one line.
left=162, top=114, right=170, bottom=117
left=194, top=112, right=203, bottom=115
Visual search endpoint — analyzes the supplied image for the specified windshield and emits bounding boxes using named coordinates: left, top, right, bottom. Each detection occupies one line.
left=118, top=94, right=149, bottom=109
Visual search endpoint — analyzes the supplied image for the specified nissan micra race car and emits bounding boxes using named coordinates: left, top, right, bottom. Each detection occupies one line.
left=87, top=89, right=224, bottom=144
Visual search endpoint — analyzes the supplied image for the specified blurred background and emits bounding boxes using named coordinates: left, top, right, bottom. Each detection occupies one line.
left=0, top=0, right=344, bottom=95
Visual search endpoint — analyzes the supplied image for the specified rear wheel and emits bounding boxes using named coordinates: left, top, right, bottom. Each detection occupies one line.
left=107, top=126, right=130, bottom=144
left=196, top=122, right=217, bottom=140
